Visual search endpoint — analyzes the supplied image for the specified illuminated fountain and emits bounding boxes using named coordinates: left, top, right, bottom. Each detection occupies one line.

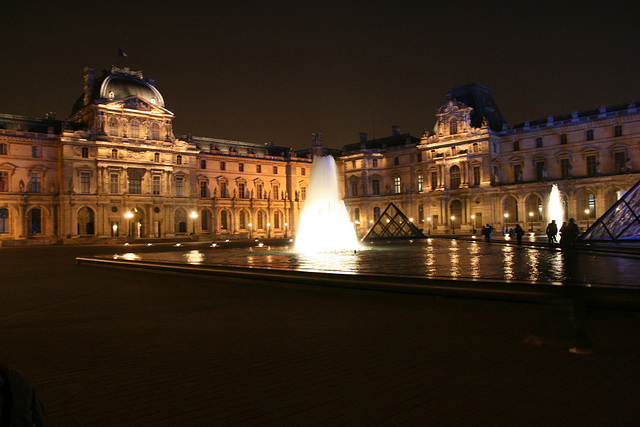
left=294, top=154, right=361, bottom=253
left=548, top=184, right=565, bottom=226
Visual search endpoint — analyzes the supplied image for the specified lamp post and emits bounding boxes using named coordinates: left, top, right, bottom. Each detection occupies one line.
left=267, top=222, right=271, bottom=238
left=471, top=214, right=476, bottom=234
left=124, top=211, right=133, bottom=237
left=450, top=216, right=456, bottom=234
left=504, top=212, right=509, bottom=234
left=189, top=211, right=198, bottom=235
left=248, top=223, right=253, bottom=240
left=529, top=211, right=534, bottom=232
left=284, top=222, right=288, bottom=239
left=585, top=209, right=590, bottom=228
left=426, top=217, right=431, bottom=234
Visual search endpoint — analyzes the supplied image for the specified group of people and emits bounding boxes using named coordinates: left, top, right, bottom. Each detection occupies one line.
left=480, top=218, right=581, bottom=249
left=546, top=218, right=580, bottom=248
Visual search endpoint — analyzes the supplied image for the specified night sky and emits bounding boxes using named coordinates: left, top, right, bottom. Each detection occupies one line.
left=2, top=1, right=639, bottom=150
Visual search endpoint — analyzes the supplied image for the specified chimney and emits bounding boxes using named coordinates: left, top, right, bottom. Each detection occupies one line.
left=392, top=125, right=400, bottom=136
left=83, top=66, right=95, bottom=107
left=359, top=132, right=368, bottom=142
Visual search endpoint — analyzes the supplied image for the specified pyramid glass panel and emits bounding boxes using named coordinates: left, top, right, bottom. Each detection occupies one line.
left=581, top=179, right=640, bottom=241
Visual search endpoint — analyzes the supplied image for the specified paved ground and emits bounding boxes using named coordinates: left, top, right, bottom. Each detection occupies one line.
left=1, top=243, right=640, bottom=426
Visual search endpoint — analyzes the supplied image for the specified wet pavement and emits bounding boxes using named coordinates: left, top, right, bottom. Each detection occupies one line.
left=2, top=243, right=640, bottom=425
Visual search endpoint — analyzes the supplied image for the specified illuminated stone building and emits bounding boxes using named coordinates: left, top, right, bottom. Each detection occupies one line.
left=0, top=66, right=310, bottom=244
left=341, top=84, right=640, bottom=236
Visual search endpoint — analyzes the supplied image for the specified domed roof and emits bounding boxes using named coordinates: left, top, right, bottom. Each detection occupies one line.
left=99, top=69, right=165, bottom=107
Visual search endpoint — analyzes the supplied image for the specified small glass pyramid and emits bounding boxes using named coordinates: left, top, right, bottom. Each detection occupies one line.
left=363, top=203, right=426, bottom=241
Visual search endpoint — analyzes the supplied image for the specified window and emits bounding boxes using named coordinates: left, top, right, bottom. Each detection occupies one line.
left=351, top=160, right=356, bottom=169
left=450, top=118, right=458, bottom=135
left=129, top=171, right=142, bottom=194
left=239, top=211, right=247, bottom=229
left=394, top=176, right=401, bottom=194
left=394, top=157, right=399, bottom=166
left=29, top=173, right=41, bottom=193
left=81, top=147, right=89, bottom=158
left=352, top=208, right=360, bottom=224
left=257, top=210, right=265, bottom=229
left=110, top=173, right=119, bottom=193
left=0, top=143, right=6, bottom=155
left=111, top=149, right=118, bottom=159
left=150, top=123, right=160, bottom=140
left=373, top=206, right=381, bottom=220
left=372, top=159, right=378, bottom=168
left=586, top=129, right=594, bottom=141
left=200, top=181, right=208, bottom=197
left=238, top=182, right=246, bottom=198
left=301, top=167, right=305, bottom=176
left=0, top=172, right=8, bottom=192
left=80, top=172, right=90, bottom=193
left=372, top=179, right=380, bottom=195
left=239, top=163, right=244, bottom=172
left=351, top=180, right=358, bottom=197
left=472, top=143, right=478, bottom=153
left=586, top=155, right=597, bottom=176
left=417, top=173, right=423, bottom=192
left=273, top=166, right=278, bottom=174
left=418, top=204, right=424, bottom=223
left=152, top=176, right=161, bottom=195
left=176, top=155, right=182, bottom=165
left=220, top=182, right=227, bottom=198
left=614, top=152, right=626, bottom=173
left=32, top=146, right=40, bottom=158
left=473, top=166, right=480, bottom=186
left=587, top=193, right=596, bottom=218
left=274, top=211, right=282, bottom=229
left=154, top=153, right=160, bottom=162
left=514, top=164, right=523, bottom=182
left=108, top=118, right=118, bottom=136
left=535, top=162, right=546, bottom=180
left=220, top=210, right=228, bottom=230
left=513, top=140, right=520, bottom=151
left=417, top=152, right=422, bottom=163
left=431, top=171, right=438, bottom=190
left=256, top=164, right=262, bottom=173
left=272, top=184, right=279, bottom=199
left=560, top=134, right=567, bottom=145
left=301, top=186, right=306, bottom=200
left=0, top=208, right=8, bottom=233
left=220, top=161, right=226, bottom=171
left=200, top=160, right=206, bottom=169
left=130, top=120, right=140, bottom=139
left=560, top=159, right=571, bottom=178
left=201, top=210, right=209, bottom=231
left=257, top=183, right=263, bottom=199
left=535, top=138, right=542, bottom=148
left=175, top=177, right=184, bottom=196
left=450, top=165, right=461, bottom=189
left=29, top=208, right=41, bottom=234
left=614, top=125, right=622, bottom=137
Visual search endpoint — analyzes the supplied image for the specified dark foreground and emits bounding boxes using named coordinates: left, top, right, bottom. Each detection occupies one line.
left=2, top=244, right=640, bottom=426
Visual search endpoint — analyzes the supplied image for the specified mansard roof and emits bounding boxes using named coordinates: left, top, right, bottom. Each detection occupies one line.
left=342, top=132, right=420, bottom=154
left=445, top=83, right=508, bottom=132
left=0, top=113, right=83, bottom=134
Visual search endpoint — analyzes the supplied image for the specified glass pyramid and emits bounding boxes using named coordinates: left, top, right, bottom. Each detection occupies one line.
left=363, top=203, right=426, bottom=241
left=581, top=179, right=640, bottom=241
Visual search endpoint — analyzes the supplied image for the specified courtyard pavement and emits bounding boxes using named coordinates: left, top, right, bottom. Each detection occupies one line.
left=1, top=243, right=640, bottom=426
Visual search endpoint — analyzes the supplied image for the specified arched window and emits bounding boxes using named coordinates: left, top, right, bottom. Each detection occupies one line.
left=111, top=149, right=118, bottom=159
left=450, top=118, right=458, bottom=135
left=29, top=208, right=42, bottom=234
left=239, top=211, right=248, bottom=230
left=450, top=200, right=463, bottom=222
left=0, top=208, right=8, bottom=234
left=77, top=207, right=95, bottom=235
left=450, top=165, right=461, bottom=189
left=175, top=209, right=187, bottom=233
left=587, top=193, right=596, bottom=218
left=200, top=210, right=209, bottom=231
left=220, top=210, right=229, bottom=230
left=257, top=210, right=266, bottom=229
left=129, top=120, right=140, bottom=139
left=176, top=155, right=182, bottom=165
left=108, top=118, right=118, bottom=136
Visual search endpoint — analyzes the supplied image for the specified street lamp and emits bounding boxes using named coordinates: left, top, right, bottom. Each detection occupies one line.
left=450, top=215, right=456, bottom=234
left=426, top=217, right=431, bottom=234
left=189, top=211, right=198, bottom=234
left=528, top=211, right=534, bottom=232
left=585, top=209, right=590, bottom=228
left=284, top=222, right=288, bottom=239
left=504, top=212, right=509, bottom=234
left=267, top=222, right=271, bottom=238
left=471, top=214, right=476, bottom=234
left=248, top=222, right=253, bottom=239
left=124, top=211, right=133, bottom=237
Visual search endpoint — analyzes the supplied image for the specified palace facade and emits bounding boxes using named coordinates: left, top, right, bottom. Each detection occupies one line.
left=341, top=84, right=640, bottom=236
left=0, top=68, right=638, bottom=245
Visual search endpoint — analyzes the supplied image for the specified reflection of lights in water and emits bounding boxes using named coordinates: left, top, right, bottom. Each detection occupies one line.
left=295, top=155, right=361, bottom=253
left=296, top=251, right=358, bottom=273
left=114, top=253, right=140, bottom=261
left=526, top=248, right=540, bottom=281
left=258, top=243, right=264, bottom=247
left=502, top=245, right=514, bottom=280
left=424, top=244, right=436, bottom=275
left=184, top=250, right=204, bottom=264
left=449, top=240, right=460, bottom=277
left=468, top=241, right=480, bottom=278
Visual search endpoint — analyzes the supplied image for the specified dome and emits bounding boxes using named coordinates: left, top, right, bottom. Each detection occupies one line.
left=100, top=74, right=165, bottom=107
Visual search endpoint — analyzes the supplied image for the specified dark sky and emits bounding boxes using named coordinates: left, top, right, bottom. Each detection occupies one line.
left=2, top=0, right=639, bottom=150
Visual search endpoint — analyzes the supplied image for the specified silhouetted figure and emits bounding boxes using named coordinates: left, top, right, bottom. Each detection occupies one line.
left=514, top=224, right=525, bottom=244
left=546, top=220, right=558, bottom=244
left=482, top=224, right=493, bottom=242
left=0, top=365, right=44, bottom=426
left=559, top=218, right=580, bottom=249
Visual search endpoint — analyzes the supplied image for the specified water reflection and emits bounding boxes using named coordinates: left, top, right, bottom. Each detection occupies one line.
left=125, top=240, right=639, bottom=286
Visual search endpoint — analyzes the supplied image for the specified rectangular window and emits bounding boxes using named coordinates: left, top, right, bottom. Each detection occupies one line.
left=32, top=146, right=40, bottom=158
left=351, top=180, right=358, bottom=197
left=417, top=174, right=424, bottom=192
left=80, top=172, right=90, bottom=194
left=513, top=141, right=520, bottom=151
left=238, top=182, right=246, bottom=198
left=372, top=179, right=380, bottom=195
left=394, top=176, right=401, bottom=194
left=586, top=130, right=594, bottom=141
left=0, top=172, right=8, bottom=192
left=152, top=176, right=161, bottom=195
left=273, top=185, right=279, bottom=199
left=239, top=163, right=244, bottom=172
left=301, top=167, right=305, bottom=176
left=29, top=173, right=41, bottom=193
left=431, top=171, right=438, bottom=190
left=536, top=162, right=546, bottom=180
left=257, top=183, right=263, bottom=199
left=301, top=186, right=306, bottom=200
left=220, top=161, right=226, bottom=171
left=176, top=155, right=182, bottom=165
left=372, top=159, right=378, bottom=168
left=561, top=159, right=571, bottom=178
left=0, top=143, right=7, bottom=155
left=561, top=134, right=568, bottom=144
left=0, top=208, right=8, bottom=233
left=586, top=156, right=597, bottom=176
left=256, top=164, right=262, bottom=173
left=110, top=173, right=119, bottom=193
left=473, top=166, right=480, bottom=186
left=154, top=153, right=160, bottom=162
left=129, top=175, right=142, bottom=194
left=514, top=164, right=523, bottom=182
left=82, top=147, right=89, bottom=158
left=220, top=182, right=227, bottom=198
left=176, top=177, right=184, bottom=196
left=394, top=157, right=399, bottom=166
left=200, top=181, right=207, bottom=197
left=351, top=160, right=356, bottom=169
left=614, top=152, right=626, bottom=173
left=273, top=166, right=278, bottom=174
left=535, top=138, right=542, bottom=148
left=614, top=125, right=622, bottom=137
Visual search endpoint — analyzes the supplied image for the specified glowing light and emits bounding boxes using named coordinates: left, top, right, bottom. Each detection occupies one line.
left=120, top=253, right=140, bottom=261
left=147, top=243, right=153, bottom=246
left=211, top=243, right=217, bottom=247
left=124, top=242, right=129, bottom=246
left=548, top=184, right=564, bottom=227
left=174, top=243, right=181, bottom=247
left=294, top=155, right=361, bottom=253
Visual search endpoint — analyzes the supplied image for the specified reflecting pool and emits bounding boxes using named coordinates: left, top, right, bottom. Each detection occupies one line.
left=113, top=239, right=640, bottom=287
